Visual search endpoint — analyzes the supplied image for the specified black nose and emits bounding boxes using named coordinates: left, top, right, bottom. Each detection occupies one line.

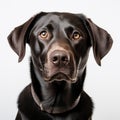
left=50, top=50, right=70, bottom=66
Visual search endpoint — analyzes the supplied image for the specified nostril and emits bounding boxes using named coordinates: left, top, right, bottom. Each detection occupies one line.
left=52, top=56, right=59, bottom=63
left=61, top=56, right=69, bottom=64
left=53, top=56, right=57, bottom=61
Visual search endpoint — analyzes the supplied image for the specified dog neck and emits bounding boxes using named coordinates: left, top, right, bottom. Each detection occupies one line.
left=30, top=60, right=85, bottom=114
left=31, top=85, right=81, bottom=114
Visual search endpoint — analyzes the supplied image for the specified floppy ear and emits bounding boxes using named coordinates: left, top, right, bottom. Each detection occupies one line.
left=7, top=12, right=47, bottom=62
left=7, top=16, right=36, bottom=62
left=86, top=18, right=113, bottom=66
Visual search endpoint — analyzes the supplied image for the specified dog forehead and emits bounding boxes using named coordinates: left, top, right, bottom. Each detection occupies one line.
left=41, top=12, right=79, bottom=21
left=34, top=12, right=83, bottom=28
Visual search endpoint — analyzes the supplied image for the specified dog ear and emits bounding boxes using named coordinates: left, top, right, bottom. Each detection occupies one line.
left=8, top=12, right=47, bottom=62
left=7, top=16, right=36, bottom=62
left=86, top=18, right=113, bottom=66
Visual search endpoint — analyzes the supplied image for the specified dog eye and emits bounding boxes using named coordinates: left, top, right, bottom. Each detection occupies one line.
left=39, top=30, right=49, bottom=40
left=72, top=31, right=82, bottom=41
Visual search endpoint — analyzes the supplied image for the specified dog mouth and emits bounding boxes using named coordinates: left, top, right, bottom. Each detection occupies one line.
left=44, top=72, right=76, bottom=83
left=43, top=48, right=77, bottom=83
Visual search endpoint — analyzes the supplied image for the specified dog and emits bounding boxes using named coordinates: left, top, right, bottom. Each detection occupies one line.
left=8, top=12, right=113, bottom=120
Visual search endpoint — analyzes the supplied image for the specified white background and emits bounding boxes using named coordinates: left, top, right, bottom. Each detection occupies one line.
left=0, top=0, right=120, bottom=120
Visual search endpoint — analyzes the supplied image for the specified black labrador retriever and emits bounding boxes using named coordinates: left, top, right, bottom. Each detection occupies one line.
left=8, top=12, right=113, bottom=120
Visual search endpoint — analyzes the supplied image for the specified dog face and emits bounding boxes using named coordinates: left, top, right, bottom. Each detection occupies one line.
left=8, top=12, right=113, bottom=83
left=29, top=13, right=91, bottom=83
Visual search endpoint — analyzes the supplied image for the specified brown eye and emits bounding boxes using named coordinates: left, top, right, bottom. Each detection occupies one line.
left=72, top=31, right=81, bottom=41
left=39, top=30, right=49, bottom=39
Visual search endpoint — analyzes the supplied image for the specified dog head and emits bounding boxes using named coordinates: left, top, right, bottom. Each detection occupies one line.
left=8, top=12, right=113, bottom=83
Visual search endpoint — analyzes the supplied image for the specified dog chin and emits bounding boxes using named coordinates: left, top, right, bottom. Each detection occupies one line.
left=44, top=72, right=76, bottom=83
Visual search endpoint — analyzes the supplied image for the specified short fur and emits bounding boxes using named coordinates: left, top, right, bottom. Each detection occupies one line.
left=8, top=12, right=113, bottom=120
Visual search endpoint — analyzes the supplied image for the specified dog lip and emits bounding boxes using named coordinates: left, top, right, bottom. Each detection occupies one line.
left=51, top=72, right=68, bottom=80
left=44, top=72, right=76, bottom=83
